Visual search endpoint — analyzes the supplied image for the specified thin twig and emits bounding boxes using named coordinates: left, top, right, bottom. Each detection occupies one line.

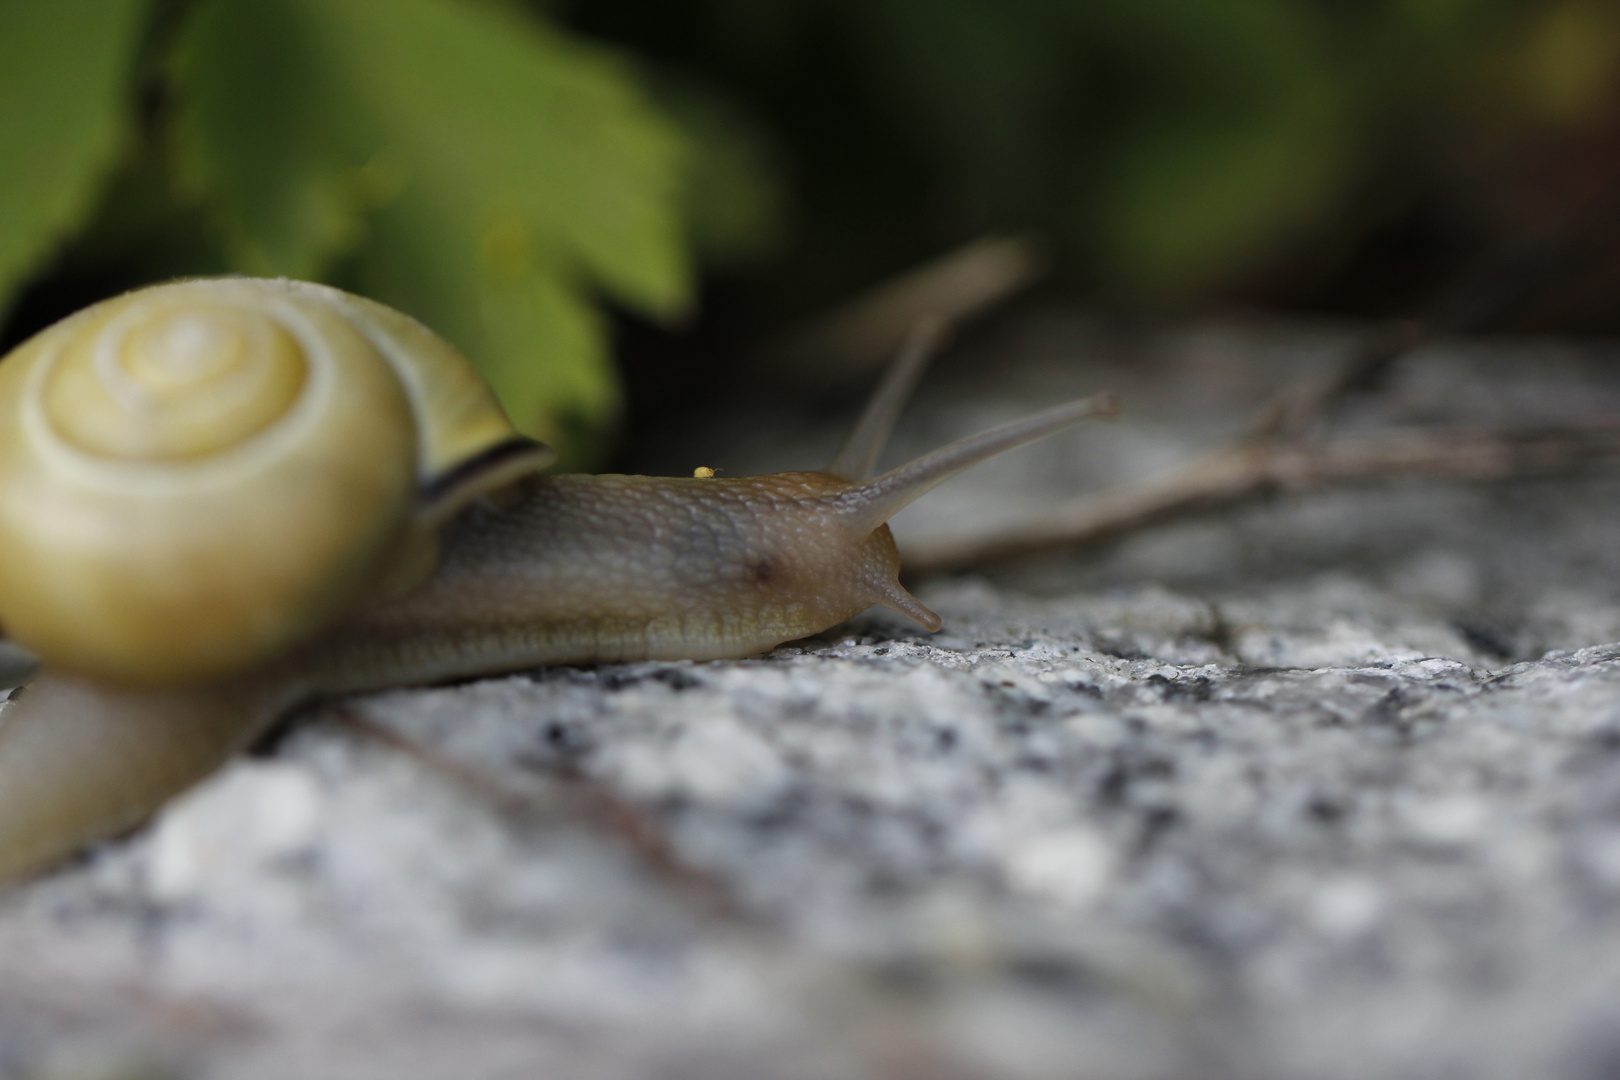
left=904, top=420, right=1620, bottom=573
left=904, top=180, right=1620, bottom=574
left=333, top=707, right=738, bottom=917
left=768, top=233, right=1047, bottom=385
left=1245, top=318, right=1432, bottom=442
left=1254, top=181, right=1620, bottom=443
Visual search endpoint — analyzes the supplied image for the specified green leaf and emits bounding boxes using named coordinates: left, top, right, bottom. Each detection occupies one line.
left=171, top=0, right=692, bottom=455
left=0, top=0, right=150, bottom=319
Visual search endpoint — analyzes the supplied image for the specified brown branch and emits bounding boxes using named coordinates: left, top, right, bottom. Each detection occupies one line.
left=900, top=205, right=1620, bottom=577
left=333, top=707, right=738, bottom=917
left=1245, top=318, right=1432, bottom=441
left=903, top=420, right=1620, bottom=573
left=766, top=233, right=1048, bottom=386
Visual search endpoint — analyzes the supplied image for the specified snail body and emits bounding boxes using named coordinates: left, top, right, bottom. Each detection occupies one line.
left=313, top=471, right=932, bottom=686
left=0, top=280, right=1115, bottom=884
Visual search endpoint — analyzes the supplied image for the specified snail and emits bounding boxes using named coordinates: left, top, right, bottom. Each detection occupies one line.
left=0, top=277, right=1116, bottom=884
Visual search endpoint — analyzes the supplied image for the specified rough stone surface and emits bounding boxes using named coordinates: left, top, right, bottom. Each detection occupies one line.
left=6, top=312, right=1620, bottom=1079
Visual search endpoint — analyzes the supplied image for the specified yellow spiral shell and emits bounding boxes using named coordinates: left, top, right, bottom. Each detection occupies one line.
left=0, top=278, right=544, bottom=686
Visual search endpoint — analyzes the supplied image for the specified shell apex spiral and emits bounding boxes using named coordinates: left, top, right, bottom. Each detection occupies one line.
left=0, top=277, right=547, bottom=685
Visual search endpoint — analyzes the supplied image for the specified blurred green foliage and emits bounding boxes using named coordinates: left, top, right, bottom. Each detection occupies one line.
left=568, top=0, right=1620, bottom=310
left=3, top=0, right=1619, bottom=462
left=0, top=0, right=150, bottom=316
left=0, top=0, right=715, bottom=462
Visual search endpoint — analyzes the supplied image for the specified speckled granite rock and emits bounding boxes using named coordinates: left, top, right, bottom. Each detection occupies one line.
left=6, top=316, right=1620, bottom=1080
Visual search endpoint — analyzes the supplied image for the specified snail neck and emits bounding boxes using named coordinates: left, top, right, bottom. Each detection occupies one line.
left=297, top=471, right=934, bottom=690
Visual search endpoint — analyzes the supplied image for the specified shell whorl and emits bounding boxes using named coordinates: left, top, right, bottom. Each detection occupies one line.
left=42, top=290, right=311, bottom=460
left=0, top=278, right=540, bottom=686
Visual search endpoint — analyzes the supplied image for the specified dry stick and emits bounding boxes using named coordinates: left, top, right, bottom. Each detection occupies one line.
left=907, top=180, right=1620, bottom=574
left=896, top=313, right=1453, bottom=575
left=905, top=421, right=1620, bottom=573
left=768, top=233, right=1048, bottom=386
left=1285, top=177, right=1620, bottom=435
left=332, top=708, right=737, bottom=917
left=1246, top=318, right=1432, bottom=442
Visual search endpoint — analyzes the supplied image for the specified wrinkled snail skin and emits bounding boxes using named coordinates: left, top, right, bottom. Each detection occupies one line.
left=305, top=375, right=1126, bottom=691
left=0, top=277, right=1118, bottom=886
left=308, top=472, right=932, bottom=688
